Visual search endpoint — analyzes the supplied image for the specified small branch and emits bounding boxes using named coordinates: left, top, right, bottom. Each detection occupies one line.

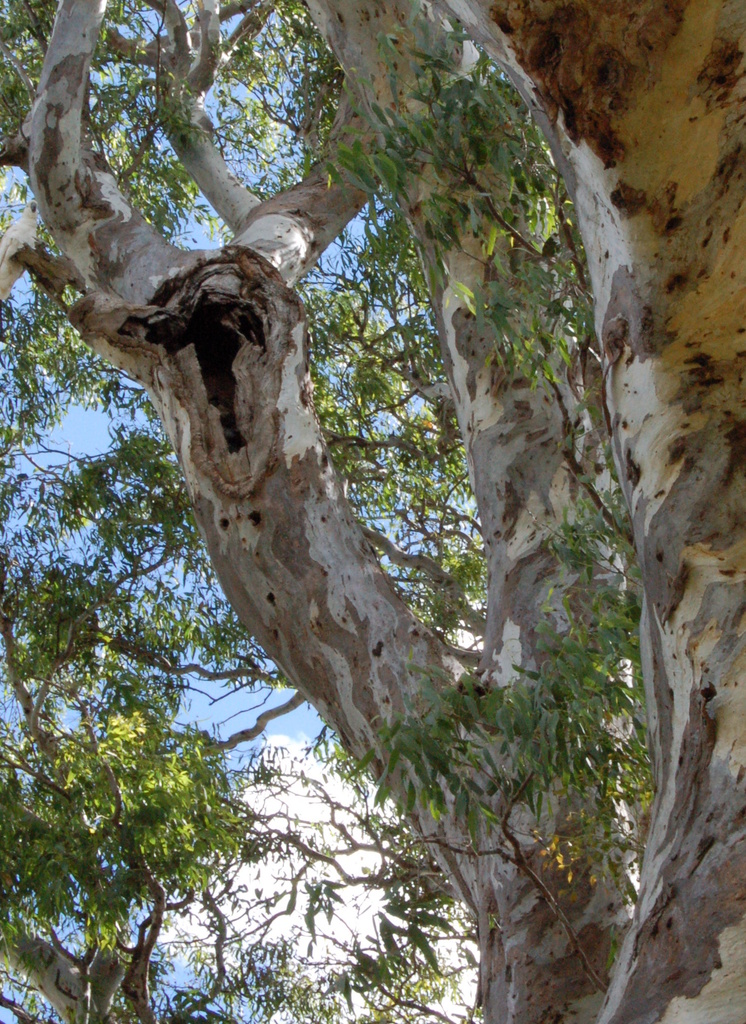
left=106, top=636, right=264, bottom=682
left=499, top=794, right=605, bottom=994
left=0, top=991, right=37, bottom=1024
left=85, top=721, right=123, bottom=827
left=0, top=40, right=36, bottom=99
left=202, top=889, right=227, bottom=995
left=13, top=244, right=85, bottom=306
left=377, top=983, right=459, bottom=1024
left=224, top=0, right=273, bottom=57
left=121, top=865, right=166, bottom=1024
left=549, top=379, right=633, bottom=545
left=361, top=525, right=484, bottom=633
left=104, top=28, right=160, bottom=67
left=0, top=129, right=29, bottom=170
left=212, top=691, right=305, bottom=750
left=0, top=613, right=58, bottom=759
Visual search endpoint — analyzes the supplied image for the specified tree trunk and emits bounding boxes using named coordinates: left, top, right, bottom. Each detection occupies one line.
left=23, top=1, right=635, bottom=1021
left=436, top=1, right=746, bottom=1019
left=7, top=935, right=123, bottom=1024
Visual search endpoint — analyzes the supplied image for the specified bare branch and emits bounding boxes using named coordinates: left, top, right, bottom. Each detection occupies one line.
left=224, top=0, right=274, bottom=58
left=202, top=889, right=228, bottom=995
left=0, top=991, right=38, bottom=1024
left=213, top=691, right=306, bottom=750
left=187, top=0, right=221, bottom=93
left=121, top=865, right=166, bottom=1024
left=499, top=785, right=606, bottom=995
left=361, top=526, right=484, bottom=634
left=104, top=27, right=160, bottom=67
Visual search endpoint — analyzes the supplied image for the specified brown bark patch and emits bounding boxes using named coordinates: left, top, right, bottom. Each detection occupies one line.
left=610, top=182, right=648, bottom=217
left=697, top=37, right=743, bottom=106
left=489, top=1, right=687, bottom=168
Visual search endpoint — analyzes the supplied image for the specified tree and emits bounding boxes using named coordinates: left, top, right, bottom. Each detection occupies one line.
left=0, top=0, right=741, bottom=1022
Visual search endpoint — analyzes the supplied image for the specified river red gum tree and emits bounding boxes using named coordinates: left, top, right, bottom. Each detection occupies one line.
left=6, top=0, right=745, bottom=1021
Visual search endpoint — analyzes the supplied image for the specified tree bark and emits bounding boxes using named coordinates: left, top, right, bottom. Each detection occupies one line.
left=431, top=1, right=746, bottom=1020
left=22, top=1, right=632, bottom=1021
left=7, top=935, right=123, bottom=1024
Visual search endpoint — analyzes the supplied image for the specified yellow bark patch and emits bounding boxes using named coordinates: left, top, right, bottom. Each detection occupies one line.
left=666, top=198, right=746, bottom=362
left=619, top=0, right=724, bottom=203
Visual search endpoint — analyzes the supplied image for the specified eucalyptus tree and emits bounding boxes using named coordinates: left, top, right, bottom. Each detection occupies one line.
left=0, top=1, right=735, bottom=1023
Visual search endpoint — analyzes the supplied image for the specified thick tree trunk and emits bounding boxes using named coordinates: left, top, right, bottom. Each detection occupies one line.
left=7, top=935, right=123, bottom=1024
left=435, top=1, right=746, bottom=1019
left=416, top=233, right=625, bottom=1022
left=70, top=238, right=619, bottom=1024
left=308, top=0, right=631, bottom=1008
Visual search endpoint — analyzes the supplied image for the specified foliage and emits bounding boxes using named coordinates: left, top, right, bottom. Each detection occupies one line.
left=0, top=0, right=651, bottom=1021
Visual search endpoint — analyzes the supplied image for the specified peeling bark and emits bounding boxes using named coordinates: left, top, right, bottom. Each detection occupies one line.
left=429, top=0, right=746, bottom=1019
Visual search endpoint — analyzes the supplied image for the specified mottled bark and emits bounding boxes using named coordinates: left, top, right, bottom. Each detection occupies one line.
left=7, top=935, right=123, bottom=1024
left=417, top=235, right=624, bottom=1024
left=300, top=0, right=630, bottom=1015
left=23, top=0, right=631, bottom=1021
left=28, top=0, right=187, bottom=301
left=431, top=0, right=746, bottom=1020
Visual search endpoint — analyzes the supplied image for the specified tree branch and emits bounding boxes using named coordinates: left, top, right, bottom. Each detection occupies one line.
left=121, top=866, right=166, bottom=1024
left=0, top=40, right=36, bottom=100
left=212, top=690, right=306, bottom=750
left=13, top=244, right=85, bottom=307
left=6, top=936, right=123, bottom=1024
left=235, top=94, right=368, bottom=283
left=361, top=525, right=484, bottom=634
left=29, top=0, right=187, bottom=302
left=0, top=129, right=29, bottom=170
